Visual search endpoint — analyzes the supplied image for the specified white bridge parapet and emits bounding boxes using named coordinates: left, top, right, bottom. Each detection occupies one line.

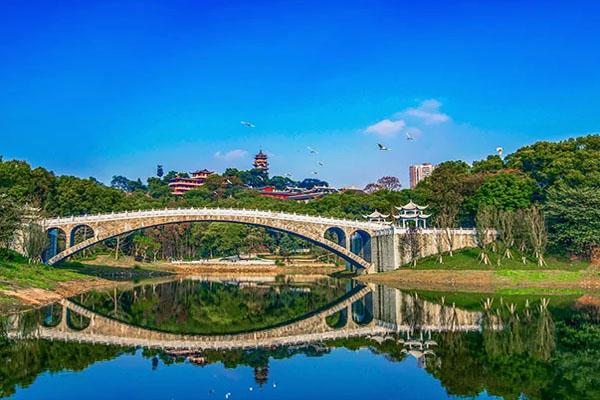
left=42, top=207, right=387, bottom=231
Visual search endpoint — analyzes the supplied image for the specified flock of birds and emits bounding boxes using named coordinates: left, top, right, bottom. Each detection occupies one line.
left=240, top=121, right=505, bottom=178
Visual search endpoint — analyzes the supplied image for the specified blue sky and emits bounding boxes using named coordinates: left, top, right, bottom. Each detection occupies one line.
left=1, top=0, right=599, bottom=187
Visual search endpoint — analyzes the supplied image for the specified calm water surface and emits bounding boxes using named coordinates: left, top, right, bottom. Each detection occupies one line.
left=1, top=275, right=599, bottom=399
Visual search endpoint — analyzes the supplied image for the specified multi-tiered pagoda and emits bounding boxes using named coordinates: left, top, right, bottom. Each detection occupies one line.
left=253, top=150, right=269, bottom=172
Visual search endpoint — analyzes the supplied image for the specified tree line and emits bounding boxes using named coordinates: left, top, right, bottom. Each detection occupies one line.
left=0, top=134, right=599, bottom=261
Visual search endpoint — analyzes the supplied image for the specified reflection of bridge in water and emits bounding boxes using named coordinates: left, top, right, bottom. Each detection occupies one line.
left=7, top=284, right=495, bottom=350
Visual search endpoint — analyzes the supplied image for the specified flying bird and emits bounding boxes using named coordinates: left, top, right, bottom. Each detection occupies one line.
left=312, top=171, right=319, bottom=175
left=318, top=161, right=325, bottom=166
left=240, top=121, right=255, bottom=128
left=285, top=173, right=293, bottom=177
left=307, top=146, right=318, bottom=154
left=405, top=132, right=415, bottom=141
left=377, top=143, right=390, bottom=151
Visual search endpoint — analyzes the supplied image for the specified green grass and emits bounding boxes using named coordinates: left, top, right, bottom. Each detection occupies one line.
left=495, top=288, right=584, bottom=296
left=0, top=260, right=87, bottom=290
left=0, top=258, right=167, bottom=293
left=494, top=269, right=583, bottom=283
left=415, top=247, right=589, bottom=271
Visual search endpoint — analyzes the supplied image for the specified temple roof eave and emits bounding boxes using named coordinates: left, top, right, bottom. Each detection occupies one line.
left=394, top=214, right=431, bottom=220
left=364, top=210, right=390, bottom=219
left=395, top=200, right=429, bottom=211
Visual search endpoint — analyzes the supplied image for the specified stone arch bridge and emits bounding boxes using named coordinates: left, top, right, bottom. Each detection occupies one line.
left=42, top=208, right=387, bottom=270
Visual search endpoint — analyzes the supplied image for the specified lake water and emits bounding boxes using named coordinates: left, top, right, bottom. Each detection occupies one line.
left=1, top=275, right=599, bottom=399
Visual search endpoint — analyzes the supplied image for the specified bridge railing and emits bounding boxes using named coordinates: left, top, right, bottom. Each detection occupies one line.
left=372, top=227, right=478, bottom=236
left=42, top=207, right=387, bottom=230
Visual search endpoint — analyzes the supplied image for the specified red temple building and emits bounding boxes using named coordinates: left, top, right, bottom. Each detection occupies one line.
left=169, top=169, right=213, bottom=196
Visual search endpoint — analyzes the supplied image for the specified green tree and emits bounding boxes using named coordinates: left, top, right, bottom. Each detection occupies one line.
left=23, top=223, right=49, bottom=263
left=0, top=194, right=21, bottom=248
left=132, top=235, right=161, bottom=262
left=467, top=172, right=536, bottom=212
left=545, top=184, right=600, bottom=258
left=471, top=155, right=505, bottom=173
left=507, top=135, right=600, bottom=191
left=475, top=206, right=495, bottom=265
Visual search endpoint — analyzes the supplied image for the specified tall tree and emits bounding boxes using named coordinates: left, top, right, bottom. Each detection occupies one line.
left=545, top=185, right=600, bottom=258
left=475, top=206, right=495, bottom=265
left=436, top=204, right=459, bottom=257
left=376, top=176, right=402, bottom=191
left=525, top=206, right=548, bottom=267
left=497, top=210, right=516, bottom=259
left=0, top=194, right=20, bottom=248
left=23, top=223, right=49, bottom=263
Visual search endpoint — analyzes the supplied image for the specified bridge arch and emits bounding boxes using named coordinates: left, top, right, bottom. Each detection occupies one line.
left=350, top=229, right=372, bottom=263
left=324, top=227, right=346, bottom=248
left=69, top=224, right=94, bottom=247
left=44, top=227, right=67, bottom=262
left=42, top=209, right=383, bottom=270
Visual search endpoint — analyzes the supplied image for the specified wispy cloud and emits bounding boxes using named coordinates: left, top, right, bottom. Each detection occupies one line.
left=364, top=99, right=449, bottom=137
left=365, top=119, right=406, bottom=137
left=214, top=149, right=248, bottom=161
left=398, top=99, right=450, bottom=125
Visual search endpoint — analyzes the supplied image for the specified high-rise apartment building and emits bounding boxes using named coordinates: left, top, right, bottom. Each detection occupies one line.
left=409, top=163, right=435, bottom=188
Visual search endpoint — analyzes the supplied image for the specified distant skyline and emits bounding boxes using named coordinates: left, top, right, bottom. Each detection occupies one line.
left=1, top=1, right=599, bottom=188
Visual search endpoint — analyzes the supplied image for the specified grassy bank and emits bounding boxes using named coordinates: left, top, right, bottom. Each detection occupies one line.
left=0, top=251, right=169, bottom=313
left=362, top=248, right=595, bottom=294
left=0, top=258, right=92, bottom=312
left=0, top=260, right=86, bottom=292
left=415, top=248, right=588, bottom=270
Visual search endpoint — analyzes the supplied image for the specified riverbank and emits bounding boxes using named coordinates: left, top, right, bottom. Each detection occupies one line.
left=359, top=248, right=596, bottom=295
left=361, top=267, right=600, bottom=295
left=0, top=262, right=108, bottom=313
left=0, top=254, right=344, bottom=314
left=0, top=254, right=171, bottom=314
left=80, top=254, right=344, bottom=275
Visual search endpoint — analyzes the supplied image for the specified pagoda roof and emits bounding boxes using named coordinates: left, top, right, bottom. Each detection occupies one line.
left=395, top=200, right=429, bottom=211
left=255, top=150, right=268, bottom=158
left=363, top=210, right=389, bottom=219
left=192, top=169, right=213, bottom=174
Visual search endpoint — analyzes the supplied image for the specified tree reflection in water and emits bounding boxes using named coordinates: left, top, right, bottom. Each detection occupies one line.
left=73, top=277, right=349, bottom=334
left=2, top=285, right=600, bottom=399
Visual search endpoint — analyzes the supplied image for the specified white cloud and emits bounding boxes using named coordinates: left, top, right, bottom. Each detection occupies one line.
left=213, top=149, right=248, bottom=161
left=364, top=99, right=449, bottom=138
left=365, top=119, right=406, bottom=137
left=399, top=99, right=450, bottom=125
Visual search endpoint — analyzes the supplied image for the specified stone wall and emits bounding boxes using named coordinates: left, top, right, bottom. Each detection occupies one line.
left=371, top=228, right=478, bottom=272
